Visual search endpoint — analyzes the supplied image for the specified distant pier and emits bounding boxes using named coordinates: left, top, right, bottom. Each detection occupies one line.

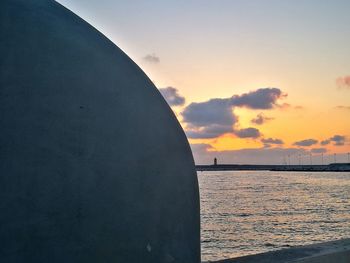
left=196, top=163, right=350, bottom=172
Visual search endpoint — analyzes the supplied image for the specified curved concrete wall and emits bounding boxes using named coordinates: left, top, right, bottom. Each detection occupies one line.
left=0, top=0, right=200, bottom=262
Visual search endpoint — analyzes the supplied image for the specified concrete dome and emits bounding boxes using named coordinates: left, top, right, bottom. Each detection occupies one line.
left=0, top=0, right=200, bottom=262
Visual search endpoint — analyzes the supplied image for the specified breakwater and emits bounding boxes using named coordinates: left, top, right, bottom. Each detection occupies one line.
left=196, top=163, right=350, bottom=172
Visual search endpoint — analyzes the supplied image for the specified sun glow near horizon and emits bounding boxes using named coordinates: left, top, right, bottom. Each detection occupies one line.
left=58, top=0, right=350, bottom=164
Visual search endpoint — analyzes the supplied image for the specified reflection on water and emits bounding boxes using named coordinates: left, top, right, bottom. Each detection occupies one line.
left=198, top=171, right=350, bottom=261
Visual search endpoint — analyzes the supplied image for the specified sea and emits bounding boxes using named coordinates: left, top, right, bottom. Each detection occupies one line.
left=198, top=171, right=350, bottom=262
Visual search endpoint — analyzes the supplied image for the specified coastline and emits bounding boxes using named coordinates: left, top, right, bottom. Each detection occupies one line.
left=196, top=163, right=350, bottom=172
left=206, top=238, right=350, bottom=263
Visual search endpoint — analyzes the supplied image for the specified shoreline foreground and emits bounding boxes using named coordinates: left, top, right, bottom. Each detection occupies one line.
left=207, top=238, right=350, bottom=263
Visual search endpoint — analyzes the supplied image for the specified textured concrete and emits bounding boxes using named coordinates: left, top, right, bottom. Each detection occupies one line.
left=0, top=0, right=200, bottom=262
left=208, top=238, right=350, bottom=263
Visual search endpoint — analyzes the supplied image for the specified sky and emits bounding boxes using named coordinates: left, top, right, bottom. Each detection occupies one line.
left=58, top=0, right=350, bottom=164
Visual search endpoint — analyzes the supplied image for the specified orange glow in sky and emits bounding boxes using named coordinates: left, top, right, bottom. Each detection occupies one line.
left=59, top=0, right=350, bottom=164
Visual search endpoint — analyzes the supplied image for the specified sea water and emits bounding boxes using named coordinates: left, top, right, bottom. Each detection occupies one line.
left=198, top=171, right=350, bottom=261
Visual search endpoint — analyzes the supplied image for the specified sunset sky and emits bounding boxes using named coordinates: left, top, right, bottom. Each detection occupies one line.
left=58, top=0, right=350, bottom=164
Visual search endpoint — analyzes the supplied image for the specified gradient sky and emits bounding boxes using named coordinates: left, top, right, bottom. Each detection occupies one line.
left=58, top=0, right=350, bottom=164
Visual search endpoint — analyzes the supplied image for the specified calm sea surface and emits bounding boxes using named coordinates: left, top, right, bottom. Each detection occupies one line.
left=198, top=171, right=350, bottom=261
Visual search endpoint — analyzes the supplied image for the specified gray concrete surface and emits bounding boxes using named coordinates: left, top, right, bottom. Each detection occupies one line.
left=0, top=0, right=200, bottom=262
left=208, top=238, right=350, bottom=263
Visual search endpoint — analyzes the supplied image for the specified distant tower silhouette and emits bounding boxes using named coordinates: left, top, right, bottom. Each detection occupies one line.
left=214, top=157, right=218, bottom=166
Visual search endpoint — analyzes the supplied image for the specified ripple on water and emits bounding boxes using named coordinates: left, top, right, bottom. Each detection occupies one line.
left=198, top=171, right=350, bottom=261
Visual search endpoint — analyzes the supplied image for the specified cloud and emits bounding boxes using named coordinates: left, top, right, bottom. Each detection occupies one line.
left=143, top=53, right=160, bottom=64
left=278, top=103, right=291, bottom=110
left=234, top=127, right=261, bottom=138
left=336, top=75, right=350, bottom=89
left=191, top=144, right=308, bottom=165
left=182, top=98, right=237, bottom=139
left=251, top=113, right=274, bottom=125
left=335, top=105, right=350, bottom=110
left=261, top=138, right=284, bottom=145
left=321, top=135, right=346, bottom=146
left=329, top=135, right=346, bottom=146
left=191, top=144, right=349, bottom=165
left=181, top=88, right=286, bottom=139
left=186, top=124, right=235, bottom=139
left=230, top=88, right=285, bottom=109
left=190, top=143, right=214, bottom=153
left=276, top=103, right=304, bottom=111
left=311, top=148, right=327, bottom=154
left=293, top=139, right=318, bottom=147
left=159, top=87, right=185, bottom=106
left=320, top=139, right=330, bottom=145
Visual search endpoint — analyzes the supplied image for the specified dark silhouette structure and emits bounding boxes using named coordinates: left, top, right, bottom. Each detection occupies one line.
left=0, top=0, right=200, bottom=262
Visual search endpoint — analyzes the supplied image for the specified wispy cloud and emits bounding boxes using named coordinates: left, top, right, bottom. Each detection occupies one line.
left=277, top=103, right=291, bottom=110
left=329, top=135, right=346, bottom=146
left=336, top=75, right=350, bottom=89
left=335, top=105, right=350, bottom=110
left=234, top=127, right=261, bottom=138
left=251, top=113, right=274, bottom=125
left=293, top=139, right=318, bottom=147
left=190, top=144, right=308, bottom=165
left=321, top=135, right=346, bottom=146
left=261, top=138, right=284, bottom=148
left=190, top=143, right=349, bottom=165
left=143, top=53, right=160, bottom=64
left=159, top=87, right=185, bottom=106
left=321, top=139, right=330, bottom=146
left=311, top=148, right=327, bottom=154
